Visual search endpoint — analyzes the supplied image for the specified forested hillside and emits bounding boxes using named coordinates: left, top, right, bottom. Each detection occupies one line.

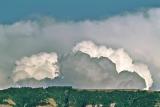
left=0, top=87, right=159, bottom=107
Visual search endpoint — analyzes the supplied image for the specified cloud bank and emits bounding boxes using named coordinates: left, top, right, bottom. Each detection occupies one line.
left=73, top=41, right=153, bottom=90
left=0, top=8, right=160, bottom=90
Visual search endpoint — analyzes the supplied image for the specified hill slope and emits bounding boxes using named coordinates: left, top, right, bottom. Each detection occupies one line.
left=0, top=87, right=160, bottom=107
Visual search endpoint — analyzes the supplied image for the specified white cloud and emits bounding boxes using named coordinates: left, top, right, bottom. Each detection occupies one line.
left=0, top=8, right=159, bottom=90
left=73, top=41, right=153, bottom=90
left=12, top=52, right=59, bottom=82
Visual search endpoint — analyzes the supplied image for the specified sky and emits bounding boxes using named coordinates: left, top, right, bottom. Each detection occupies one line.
left=0, top=0, right=160, bottom=23
left=0, top=1, right=160, bottom=90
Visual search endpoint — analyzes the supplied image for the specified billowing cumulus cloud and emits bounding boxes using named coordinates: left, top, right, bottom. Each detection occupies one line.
left=73, top=41, right=153, bottom=90
left=0, top=8, right=160, bottom=90
left=12, top=52, right=59, bottom=82
left=58, top=53, right=146, bottom=89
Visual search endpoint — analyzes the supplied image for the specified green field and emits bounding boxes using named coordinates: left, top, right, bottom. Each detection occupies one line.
left=0, top=86, right=160, bottom=107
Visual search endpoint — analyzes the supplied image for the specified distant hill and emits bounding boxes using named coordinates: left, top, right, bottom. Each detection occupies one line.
left=0, top=86, right=160, bottom=107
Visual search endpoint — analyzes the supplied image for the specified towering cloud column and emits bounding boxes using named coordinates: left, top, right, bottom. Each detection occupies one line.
left=12, top=52, right=60, bottom=82
left=73, top=41, right=153, bottom=90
